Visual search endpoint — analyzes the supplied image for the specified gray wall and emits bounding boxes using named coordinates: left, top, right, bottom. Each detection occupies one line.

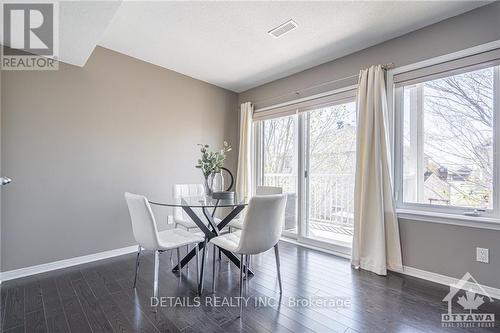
left=240, top=2, right=500, bottom=109
left=239, top=2, right=500, bottom=288
left=399, top=219, right=500, bottom=290
left=1, top=46, right=238, bottom=271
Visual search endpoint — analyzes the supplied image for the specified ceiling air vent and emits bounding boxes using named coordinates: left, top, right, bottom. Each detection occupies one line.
left=268, top=19, right=298, bottom=38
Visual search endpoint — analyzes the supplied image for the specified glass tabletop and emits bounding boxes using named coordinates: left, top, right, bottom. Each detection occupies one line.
left=149, top=194, right=248, bottom=208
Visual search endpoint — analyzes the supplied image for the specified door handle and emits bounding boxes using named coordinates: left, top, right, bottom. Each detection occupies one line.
left=0, top=177, right=12, bottom=185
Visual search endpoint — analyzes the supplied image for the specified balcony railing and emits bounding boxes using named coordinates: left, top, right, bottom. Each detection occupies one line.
left=263, top=173, right=355, bottom=230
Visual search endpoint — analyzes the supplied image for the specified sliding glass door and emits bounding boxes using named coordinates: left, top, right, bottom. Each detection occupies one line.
left=304, top=101, right=356, bottom=247
left=255, top=90, right=356, bottom=250
left=260, top=115, right=298, bottom=236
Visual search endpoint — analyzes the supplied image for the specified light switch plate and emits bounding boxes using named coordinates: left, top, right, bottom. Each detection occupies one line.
left=476, top=247, right=489, bottom=263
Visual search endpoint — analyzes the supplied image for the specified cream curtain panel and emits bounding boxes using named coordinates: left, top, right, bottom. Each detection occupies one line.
left=235, top=102, right=253, bottom=199
left=352, top=65, right=403, bottom=275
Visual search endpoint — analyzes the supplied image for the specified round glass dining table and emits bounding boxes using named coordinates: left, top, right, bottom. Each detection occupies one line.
left=148, top=194, right=251, bottom=294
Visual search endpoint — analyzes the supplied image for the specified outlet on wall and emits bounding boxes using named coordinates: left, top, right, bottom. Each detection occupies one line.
left=476, top=247, right=489, bottom=263
left=167, top=215, right=174, bottom=224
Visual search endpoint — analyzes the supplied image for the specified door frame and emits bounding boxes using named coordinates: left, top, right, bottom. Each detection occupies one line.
left=252, top=86, right=357, bottom=255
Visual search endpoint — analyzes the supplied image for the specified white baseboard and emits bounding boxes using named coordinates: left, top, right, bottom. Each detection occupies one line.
left=2, top=240, right=499, bottom=302
left=281, top=237, right=500, bottom=300
left=0, top=245, right=138, bottom=283
left=394, top=266, right=500, bottom=300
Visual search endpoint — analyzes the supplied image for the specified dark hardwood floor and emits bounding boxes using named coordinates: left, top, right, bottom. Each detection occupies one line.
left=1, top=241, right=498, bottom=333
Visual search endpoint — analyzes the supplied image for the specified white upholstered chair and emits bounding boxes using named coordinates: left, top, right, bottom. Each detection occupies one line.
left=173, top=184, right=206, bottom=230
left=210, top=194, right=287, bottom=313
left=227, top=186, right=282, bottom=231
left=172, top=184, right=226, bottom=264
left=124, top=192, right=204, bottom=301
left=172, top=184, right=212, bottom=267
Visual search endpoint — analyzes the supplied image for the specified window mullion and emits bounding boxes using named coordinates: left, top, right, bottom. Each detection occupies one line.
left=394, top=87, right=404, bottom=204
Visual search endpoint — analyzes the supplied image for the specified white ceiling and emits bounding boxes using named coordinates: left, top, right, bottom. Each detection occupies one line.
left=99, top=1, right=489, bottom=92
left=59, top=0, right=122, bottom=67
left=1, top=1, right=491, bottom=92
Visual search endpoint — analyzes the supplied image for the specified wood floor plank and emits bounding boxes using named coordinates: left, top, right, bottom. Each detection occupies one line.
left=2, top=325, right=24, bottom=333
left=95, top=265, right=123, bottom=294
left=40, top=278, right=62, bottom=312
left=198, top=254, right=342, bottom=333
left=98, top=295, right=137, bottom=333
left=1, top=284, right=9, bottom=331
left=3, top=284, right=24, bottom=331
left=137, top=251, right=251, bottom=333
left=70, top=278, right=114, bottom=333
left=25, top=309, right=47, bottom=333
left=116, top=273, right=188, bottom=332
left=54, top=274, right=77, bottom=303
left=45, top=308, right=70, bottom=333
left=24, top=280, right=43, bottom=314
left=61, top=296, right=92, bottom=333
left=84, top=263, right=164, bottom=333
left=110, top=290, right=161, bottom=333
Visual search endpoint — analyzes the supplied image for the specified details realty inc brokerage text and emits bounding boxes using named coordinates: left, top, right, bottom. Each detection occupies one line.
left=151, top=296, right=352, bottom=308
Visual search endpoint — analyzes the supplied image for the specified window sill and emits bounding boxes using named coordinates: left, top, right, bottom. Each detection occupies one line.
left=397, top=209, right=500, bottom=231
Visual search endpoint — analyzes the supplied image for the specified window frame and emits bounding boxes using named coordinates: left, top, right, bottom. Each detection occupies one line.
left=388, top=41, right=500, bottom=225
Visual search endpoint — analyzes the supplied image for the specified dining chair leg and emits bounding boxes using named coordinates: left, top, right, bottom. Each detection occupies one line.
left=274, top=244, right=283, bottom=294
left=199, top=239, right=208, bottom=294
left=195, top=244, right=200, bottom=295
left=212, top=245, right=217, bottom=293
left=153, top=250, right=160, bottom=311
left=245, top=255, right=250, bottom=279
left=133, top=245, right=142, bottom=289
left=186, top=244, right=190, bottom=271
left=239, top=254, right=244, bottom=315
left=170, top=223, right=177, bottom=266
left=177, top=248, right=181, bottom=275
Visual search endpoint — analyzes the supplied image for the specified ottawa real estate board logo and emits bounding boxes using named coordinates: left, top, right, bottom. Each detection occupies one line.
left=2, top=2, right=58, bottom=70
left=442, top=272, right=495, bottom=328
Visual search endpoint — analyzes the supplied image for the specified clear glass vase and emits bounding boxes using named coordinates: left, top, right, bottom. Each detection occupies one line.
left=204, top=173, right=214, bottom=196
left=212, top=172, right=224, bottom=193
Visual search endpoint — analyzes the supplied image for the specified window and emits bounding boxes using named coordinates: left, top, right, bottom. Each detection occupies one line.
left=394, top=56, right=500, bottom=216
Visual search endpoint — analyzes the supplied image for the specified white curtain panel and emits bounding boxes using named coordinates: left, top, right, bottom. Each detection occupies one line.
left=235, top=102, right=253, bottom=199
left=351, top=65, right=403, bottom=275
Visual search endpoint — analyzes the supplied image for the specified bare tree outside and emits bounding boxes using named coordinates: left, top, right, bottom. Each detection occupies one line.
left=263, top=116, right=296, bottom=193
left=403, top=66, right=495, bottom=209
